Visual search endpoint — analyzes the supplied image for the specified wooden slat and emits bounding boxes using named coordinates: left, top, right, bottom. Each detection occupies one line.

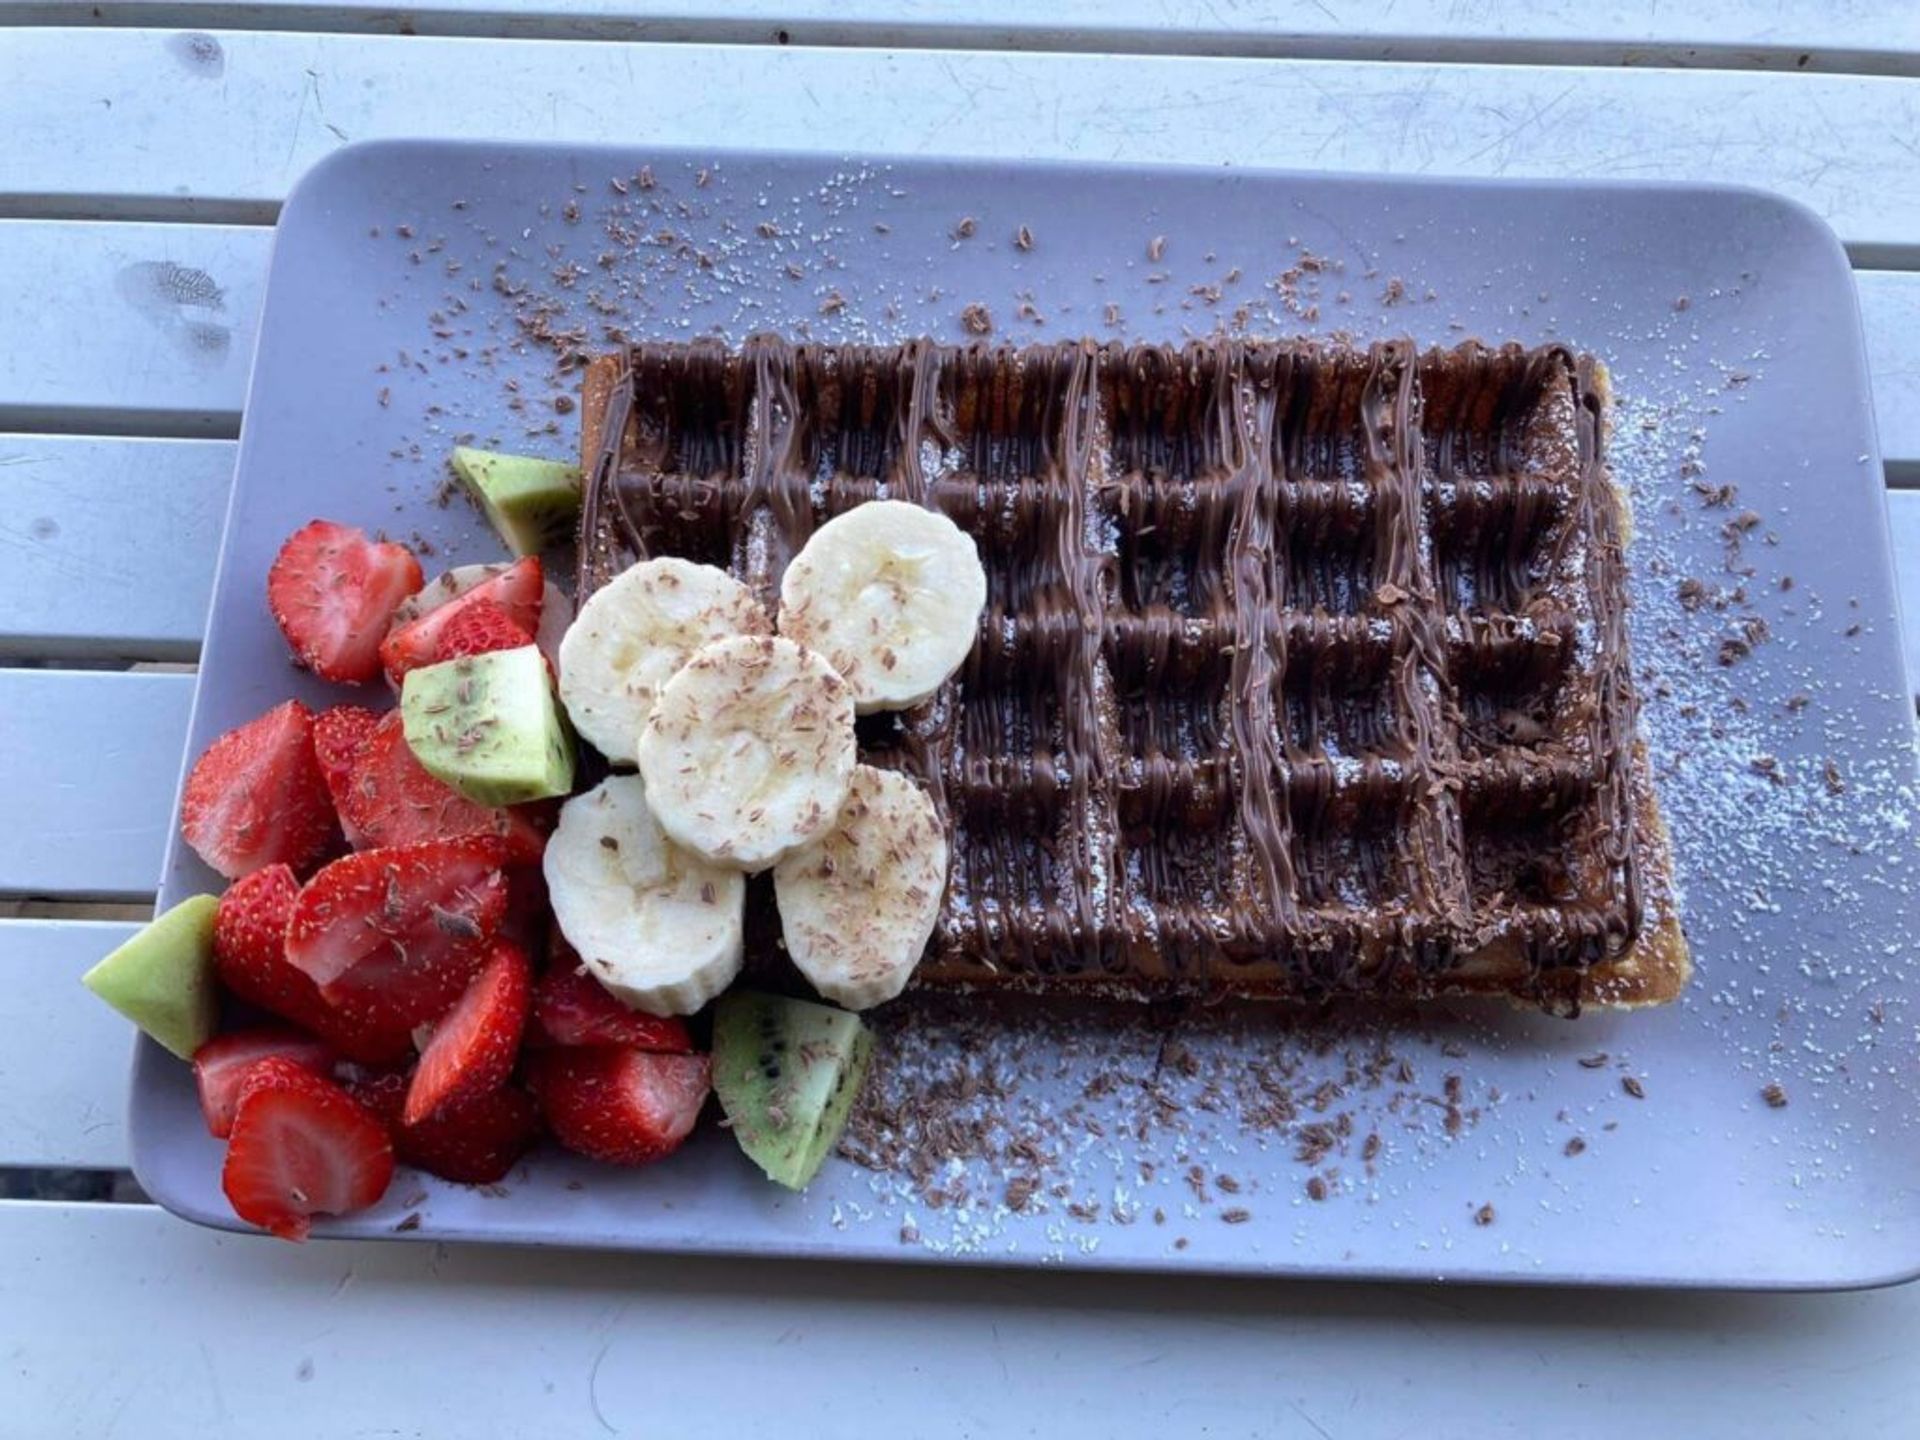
left=3, top=1, right=1917, bottom=74
left=4, top=33, right=1920, bottom=264
left=0, top=218, right=1912, bottom=475
left=0, top=670, right=192, bottom=899
left=0, top=436, right=231, bottom=660
left=0, top=921, right=136, bottom=1168
left=1861, top=271, right=1920, bottom=485
left=0, top=219, right=264, bottom=434
left=1889, top=492, right=1920, bottom=697
left=0, top=1200, right=1917, bottom=1437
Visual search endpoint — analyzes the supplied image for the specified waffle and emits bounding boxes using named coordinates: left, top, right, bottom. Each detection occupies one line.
left=577, top=337, right=1687, bottom=1010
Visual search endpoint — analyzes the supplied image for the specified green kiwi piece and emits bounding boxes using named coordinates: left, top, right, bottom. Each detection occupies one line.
left=80, top=894, right=220, bottom=1060
left=451, top=446, right=582, bottom=557
left=711, top=990, right=872, bottom=1190
left=402, top=645, right=574, bottom=805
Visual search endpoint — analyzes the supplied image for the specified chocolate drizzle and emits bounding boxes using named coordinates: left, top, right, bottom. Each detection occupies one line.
left=580, top=337, right=1655, bottom=1002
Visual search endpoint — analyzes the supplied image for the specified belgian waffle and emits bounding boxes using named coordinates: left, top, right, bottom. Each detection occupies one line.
left=577, top=337, right=1687, bottom=1009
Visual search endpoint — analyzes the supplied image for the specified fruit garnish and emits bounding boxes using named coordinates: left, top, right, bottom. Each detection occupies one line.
left=284, top=837, right=509, bottom=1031
left=776, top=499, right=987, bottom=713
left=450, top=446, right=582, bottom=558
left=543, top=775, right=744, bottom=1017
left=180, top=700, right=337, bottom=879
left=192, top=1028, right=335, bottom=1139
left=530, top=950, right=695, bottom=1052
left=379, top=555, right=543, bottom=687
left=556, top=557, right=768, bottom=766
left=212, top=862, right=414, bottom=1066
left=403, top=940, right=531, bottom=1127
left=635, top=634, right=856, bottom=871
left=348, top=1069, right=540, bottom=1186
left=711, top=991, right=870, bottom=1191
left=337, top=709, right=550, bottom=861
left=311, top=704, right=383, bottom=846
left=401, top=647, right=575, bottom=806
left=268, top=520, right=423, bottom=684
left=80, top=895, right=220, bottom=1060
left=528, top=1046, right=710, bottom=1166
left=774, top=765, right=947, bottom=1011
left=222, top=1056, right=394, bottom=1241
left=436, top=598, right=537, bottom=661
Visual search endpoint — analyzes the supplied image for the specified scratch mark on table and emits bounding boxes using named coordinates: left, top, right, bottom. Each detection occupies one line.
left=1289, top=1400, right=1336, bottom=1439
left=588, top=1336, right=617, bottom=1434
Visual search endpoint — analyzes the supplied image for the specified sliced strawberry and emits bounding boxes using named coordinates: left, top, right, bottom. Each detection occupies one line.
left=437, top=599, right=536, bottom=660
left=181, top=701, right=337, bottom=879
left=529, top=1047, right=710, bottom=1165
left=402, top=1086, right=541, bottom=1185
left=336, top=710, right=550, bottom=862
left=192, top=1028, right=335, bottom=1139
left=212, top=864, right=305, bottom=1013
left=285, top=837, right=509, bottom=1032
left=212, top=864, right=414, bottom=1066
left=532, top=956, right=694, bottom=1053
left=269, top=520, right=424, bottom=684
left=498, top=865, right=552, bottom=958
left=379, top=556, right=543, bottom=686
left=312, top=705, right=383, bottom=846
left=404, top=941, right=532, bottom=1127
left=222, top=1056, right=395, bottom=1241
left=340, top=1067, right=410, bottom=1128
left=346, top=1069, right=540, bottom=1186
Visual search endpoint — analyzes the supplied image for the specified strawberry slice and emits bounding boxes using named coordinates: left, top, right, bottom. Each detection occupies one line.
left=212, top=864, right=414, bottom=1065
left=379, top=556, right=543, bottom=686
left=347, top=1069, right=541, bottom=1186
left=269, top=520, right=424, bottom=684
left=285, top=837, right=509, bottom=1032
left=312, top=705, right=383, bottom=846
left=438, top=599, right=537, bottom=661
left=336, top=710, right=550, bottom=862
left=222, top=1057, right=395, bottom=1241
left=532, top=955, right=694, bottom=1053
left=340, top=1068, right=410, bottom=1129
left=498, top=864, right=552, bottom=957
left=529, top=1047, right=710, bottom=1165
left=192, top=1028, right=335, bottom=1139
left=181, top=700, right=337, bottom=879
left=404, top=941, right=532, bottom=1127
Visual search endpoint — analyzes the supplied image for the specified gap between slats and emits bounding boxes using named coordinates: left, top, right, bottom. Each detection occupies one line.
left=0, top=218, right=1914, bottom=475
left=5, top=34, right=1920, bottom=263
left=0, top=3, right=1917, bottom=79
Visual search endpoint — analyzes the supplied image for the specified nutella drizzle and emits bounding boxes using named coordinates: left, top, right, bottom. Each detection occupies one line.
left=581, top=337, right=1649, bottom=1002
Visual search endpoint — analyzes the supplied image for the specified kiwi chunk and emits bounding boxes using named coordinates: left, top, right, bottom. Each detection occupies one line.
left=451, top=446, right=582, bottom=557
left=402, top=645, right=575, bottom=805
left=712, top=991, right=871, bottom=1190
left=80, top=894, right=220, bottom=1060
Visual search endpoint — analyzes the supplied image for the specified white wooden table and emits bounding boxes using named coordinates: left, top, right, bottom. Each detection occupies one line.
left=4, top=7, right=1920, bottom=1435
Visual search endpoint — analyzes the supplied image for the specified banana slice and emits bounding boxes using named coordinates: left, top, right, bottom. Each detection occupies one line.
left=775, top=766, right=947, bottom=1011
left=777, top=500, right=987, bottom=714
left=558, top=558, right=770, bottom=766
left=636, top=634, right=856, bottom=871
left=543, top=773, right=745, bottom=1016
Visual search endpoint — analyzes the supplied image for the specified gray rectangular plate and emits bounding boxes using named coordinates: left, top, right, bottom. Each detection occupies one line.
left=135, top=140, right=1920, bottom=1288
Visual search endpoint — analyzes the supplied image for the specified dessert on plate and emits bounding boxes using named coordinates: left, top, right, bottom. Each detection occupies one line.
left=84, top=330, right=1685, bottom=1242
left=579, top=336, right=1687, bottom=1011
